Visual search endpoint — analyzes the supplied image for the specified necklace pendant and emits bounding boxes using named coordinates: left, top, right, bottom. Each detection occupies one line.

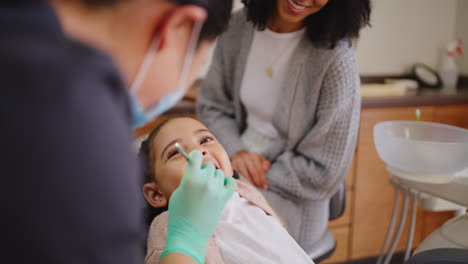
left=266, top=67, right=273, bottom=78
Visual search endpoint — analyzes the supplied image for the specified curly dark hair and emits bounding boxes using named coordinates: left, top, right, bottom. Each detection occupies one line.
left=80, top=0, right=233, bottom=41
left=242, top=0, right=371, bottom=48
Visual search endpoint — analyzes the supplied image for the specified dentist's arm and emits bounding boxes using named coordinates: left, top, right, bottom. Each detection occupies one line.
left=160, top=150, right=237, bottom=264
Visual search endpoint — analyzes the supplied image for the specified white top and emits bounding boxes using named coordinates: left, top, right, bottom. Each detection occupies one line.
left=215, top=192, right=314, bottom=264
left=240, top=28, right=305, bottom=138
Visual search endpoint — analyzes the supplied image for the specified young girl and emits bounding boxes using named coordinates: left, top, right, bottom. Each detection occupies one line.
left=139, top=116, right=315, bottom=264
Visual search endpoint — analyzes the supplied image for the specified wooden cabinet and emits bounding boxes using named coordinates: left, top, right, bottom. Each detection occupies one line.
left=433, top=104, right=468, bottom=128
left=349, top=104, right=468, bottom=260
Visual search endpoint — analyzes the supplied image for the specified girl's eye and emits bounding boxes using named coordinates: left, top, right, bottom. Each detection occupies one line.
left=167, top=149, right=179, bottom=159
left=200, top=136, right=214, bottom=144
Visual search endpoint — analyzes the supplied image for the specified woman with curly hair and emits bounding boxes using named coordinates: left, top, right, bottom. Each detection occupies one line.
left=197, top=0, right=371, bottom=258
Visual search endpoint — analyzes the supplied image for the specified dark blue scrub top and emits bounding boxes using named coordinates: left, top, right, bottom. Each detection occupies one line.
left=0, top=2, right=144, bottom=263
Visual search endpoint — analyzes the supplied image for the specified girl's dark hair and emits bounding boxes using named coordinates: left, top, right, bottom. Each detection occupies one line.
left=138, top=117, right=180, bottom=227
left=82, top=0, right=233, bottom=41
left=241, top=0, right=371, bottom=48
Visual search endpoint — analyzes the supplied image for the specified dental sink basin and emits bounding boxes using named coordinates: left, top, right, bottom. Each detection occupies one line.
left=374, top=121, right=468, bottom=175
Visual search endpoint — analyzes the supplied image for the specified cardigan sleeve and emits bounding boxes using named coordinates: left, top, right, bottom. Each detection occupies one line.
left=266, top=47, right=361, bottom=203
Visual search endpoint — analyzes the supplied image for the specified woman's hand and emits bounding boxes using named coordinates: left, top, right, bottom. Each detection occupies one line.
left=231, top=150, right=270, bottom=189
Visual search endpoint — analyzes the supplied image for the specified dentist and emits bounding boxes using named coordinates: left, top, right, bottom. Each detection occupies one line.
left=1, top=0, right=234, bottom=264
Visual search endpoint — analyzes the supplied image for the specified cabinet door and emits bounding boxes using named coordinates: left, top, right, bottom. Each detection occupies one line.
left=433, top=104, right=468, bottom=128
left=351, top=106, right=434, bottom=259
left=422, top=104, right=468, bottom=238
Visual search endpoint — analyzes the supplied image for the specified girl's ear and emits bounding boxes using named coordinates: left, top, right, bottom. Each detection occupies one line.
left=143, top=182, right=168, bottom=208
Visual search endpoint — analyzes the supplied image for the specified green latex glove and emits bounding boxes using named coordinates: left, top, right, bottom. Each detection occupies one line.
left=160, top=150, right=237, bottom=264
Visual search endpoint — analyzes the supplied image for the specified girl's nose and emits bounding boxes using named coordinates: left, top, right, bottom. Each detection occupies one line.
left=202, top=150, right=208, bottom=156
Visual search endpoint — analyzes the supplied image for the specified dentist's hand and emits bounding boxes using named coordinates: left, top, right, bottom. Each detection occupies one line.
left=160, top=150, right=237, bottom=264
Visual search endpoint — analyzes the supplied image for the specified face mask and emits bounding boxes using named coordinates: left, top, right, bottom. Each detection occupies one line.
left=130, top=22, right=203, bottom=128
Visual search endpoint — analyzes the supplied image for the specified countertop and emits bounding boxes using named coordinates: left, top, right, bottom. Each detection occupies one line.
left=165, top=86, right=468, bottom=115
left=136, top=85, right=468, bottom=137
left=362, top=86, right=468, bottom=107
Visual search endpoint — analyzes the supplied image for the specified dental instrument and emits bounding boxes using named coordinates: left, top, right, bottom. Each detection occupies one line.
left=175, top=142, right=190, bottom=162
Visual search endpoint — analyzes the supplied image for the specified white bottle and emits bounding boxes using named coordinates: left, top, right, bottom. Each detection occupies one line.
left=438, top=40, right=462, bottom=93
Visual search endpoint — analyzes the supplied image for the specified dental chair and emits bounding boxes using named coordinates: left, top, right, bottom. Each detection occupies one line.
left=308, top=182, right=347, bottom=263
left=403, top=248, right=468, bottom=264
left=403, top=212, right=468, bottom=264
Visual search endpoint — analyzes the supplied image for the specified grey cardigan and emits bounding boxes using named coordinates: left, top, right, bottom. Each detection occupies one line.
left=197, top=10, right=360, bottom=204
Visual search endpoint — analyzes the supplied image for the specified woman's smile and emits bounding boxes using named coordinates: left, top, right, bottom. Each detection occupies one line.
left=287, top=0, right=308, bottom=13
left=272, top=0, right=328, bottom=32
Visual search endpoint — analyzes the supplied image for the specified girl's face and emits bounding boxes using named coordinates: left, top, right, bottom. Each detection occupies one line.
left=274, top=0, right=329, bottom=27
left=149, top=118, right=233, bottom=205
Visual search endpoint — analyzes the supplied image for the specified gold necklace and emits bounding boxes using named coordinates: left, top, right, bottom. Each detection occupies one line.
left=266, top=42, right=292, bottom=78
left=267, top=67, right=274, bottom=78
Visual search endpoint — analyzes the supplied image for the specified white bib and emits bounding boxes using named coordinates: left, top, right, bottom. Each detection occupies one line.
left=215, top=192, right=314, bottom=264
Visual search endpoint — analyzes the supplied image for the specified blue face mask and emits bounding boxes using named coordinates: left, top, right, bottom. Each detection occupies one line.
left=129, top=22, right=203, bottom=128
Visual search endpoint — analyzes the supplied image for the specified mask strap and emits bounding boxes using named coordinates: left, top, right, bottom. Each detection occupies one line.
left=174, top=21, right=204, bottom=93
left=130, top=36, right=161, bottom=93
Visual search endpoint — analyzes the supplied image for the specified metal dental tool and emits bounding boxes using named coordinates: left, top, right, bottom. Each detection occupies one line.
left=175, top=142, right=190, bottom=162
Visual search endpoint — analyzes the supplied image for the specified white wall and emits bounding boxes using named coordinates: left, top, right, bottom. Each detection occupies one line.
left=356, top=0, right=458, bottom=76
left=455, top=0, right=468, bottom=75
